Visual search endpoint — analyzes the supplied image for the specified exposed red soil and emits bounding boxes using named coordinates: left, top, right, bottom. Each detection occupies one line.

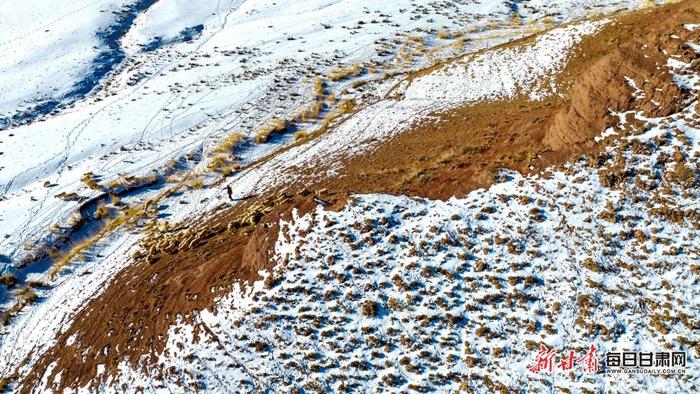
left=316, top=4, right=699, bottom=200
left=15, top=1, right=700, bottom=391
left=544, top=17, right=693, bottom=149
left=16, top=191, right=320, bottom=393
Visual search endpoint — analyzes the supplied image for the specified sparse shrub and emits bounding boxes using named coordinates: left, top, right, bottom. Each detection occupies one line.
left=26, top=280, right=48, bottom=289
left=475, top=325, right=491, bottom=337
left=474, top=260, right=487, bottom=272
left=649, top=314, right=670, bottom=335
left=381, top=373, right=404, bottom=387
left=13, top=287, right=39, bottom=308
left=298, top=101, right=324, bottom=122
left=583, top=258, right=604, bottom=273
left=387, top=297, right=402, bottom=311
left=507, top=241, right=524, bottom=255
left=691, top=264, right=700, bottom=276
left=21, top=289, right=38, bottom=304
left=251, top=340, right=269, bottom=352
left=669, top=164, right=697, bottom=187
left=524, top=340, right=540, bottom=351
left=316, top=109, right=346, bottom=134
left=361, top=300, right=378, bottom=317
left=338, top=99, right=356, bottom=114
left=313, top=77, right=326, bottom=97
left=55, top=192, right=80, bottom=201
left=577, top=294, right=593, bottom=310
left=493, top=347, right=504, bottom=357
left=453, top=36, right=467, bottom=49
left=107, top=174, right=158, bottom=191
left=0, top=376, right=10, bottom=392
left=264, top=274, right=278, bottom=289
left=0, top=274, right=17, bottom=288
left=529, top=207, right=546, bottom=222
left=208, top=155, right=227, bottom=170
left=221, top=164, right=241, bottom=177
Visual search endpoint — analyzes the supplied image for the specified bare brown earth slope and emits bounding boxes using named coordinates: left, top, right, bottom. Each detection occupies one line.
left=14, top=1, right=700, bottom=391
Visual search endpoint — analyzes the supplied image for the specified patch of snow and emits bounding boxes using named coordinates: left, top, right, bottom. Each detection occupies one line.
left=402, top=19, right=608, bottom=105
left=594, top=127, right=618, bottom=142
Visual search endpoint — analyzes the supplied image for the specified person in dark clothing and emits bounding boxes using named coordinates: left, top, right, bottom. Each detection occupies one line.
left=226, top=185, right=233, bottom=201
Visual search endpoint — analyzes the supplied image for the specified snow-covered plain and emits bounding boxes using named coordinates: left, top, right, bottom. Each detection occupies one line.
left=0, top=0, right=130, bottom=120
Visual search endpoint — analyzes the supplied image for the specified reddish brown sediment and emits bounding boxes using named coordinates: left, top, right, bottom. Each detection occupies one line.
left=544, top=32, right=690, bottom=149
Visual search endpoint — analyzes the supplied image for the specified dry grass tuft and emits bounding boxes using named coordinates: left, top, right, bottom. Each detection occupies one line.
left=0, top=376, right=12, bottom=391
left=1, top=287, right=40, bottom=326
left=338, top=99, right=356, bottom=114
left=81, top=172, right=101, bottom=190
left=437, top=30, right=451, bottom=39
left=107, top=174, right=158, bottom=191
left=207, top=155, right=230, bottom=172
left=255, top=118, right=288, bottom=143
left=361, top=300, right=378, bottom=317
left=93, top=203, right=110, bottom=220
left=189, top=177, right=205, bottom=189
left=297, top=101, right=324, bottom=122
left=47, top=173, right=188, bottom=279
left=294, top=130, right=310, bottom=141
left=329, top=64, right=363, bottom=81
left=50, top=205, right=147, bottom=277
left=313, top=77, right=326, bottom=97
left=314, top=99, right=356, bottom=135
left=0, top=273, right=17, bottom=287
left=212, top=132, right=246, bottom=155
left=221, top=164, right=242, bottom=177
left=208, top=132, right=245, bottom=173
left=55, top=192, right=81, bottom=201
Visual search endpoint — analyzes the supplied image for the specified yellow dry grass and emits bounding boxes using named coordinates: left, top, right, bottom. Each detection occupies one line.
left=49, top=205, right=143, bottom=277
left=294, top=130, right=309, bottom=141
left=255, top=118, right=287, bottom=143
left=93, top=203, right=110, bottom=220
left=212, top=132, right=246, bottom=154
left=313, top=77, right=326, bottom=97
left=328, top=64, right=363, bottom=81
left=49, top=176, right=190, bottom=277
left=81, top=172, right=101, bottom=190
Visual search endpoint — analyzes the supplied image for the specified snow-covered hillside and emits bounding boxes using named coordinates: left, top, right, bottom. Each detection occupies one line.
left=0, top=0, right=653, bottom=277
left=101, top=49, right=700, bottom=392
left=0, top=1, right=698, bottom=393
